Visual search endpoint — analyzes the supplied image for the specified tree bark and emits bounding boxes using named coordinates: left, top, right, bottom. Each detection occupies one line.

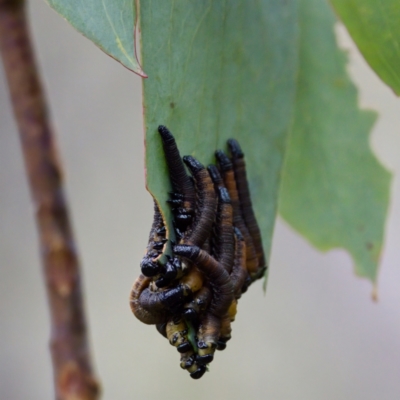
left=0, top=0, right=100, bottom=398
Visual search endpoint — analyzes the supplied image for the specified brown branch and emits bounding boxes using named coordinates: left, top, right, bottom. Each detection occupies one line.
left=0, top=0, right=100, bottom=398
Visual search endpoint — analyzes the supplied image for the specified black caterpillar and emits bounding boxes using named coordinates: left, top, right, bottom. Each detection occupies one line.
left=130, top=125, right=267, bottom=379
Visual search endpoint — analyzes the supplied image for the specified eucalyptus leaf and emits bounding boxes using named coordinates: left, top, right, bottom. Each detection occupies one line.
left=279, top=0, right=391, bottom=283
left=330, top=0, right=400, bottom=95
left=45, top=0, right=145, bottom=75
left=42, top=0, right=392, bottom=286
left=139, top=1, right=299, bottom=273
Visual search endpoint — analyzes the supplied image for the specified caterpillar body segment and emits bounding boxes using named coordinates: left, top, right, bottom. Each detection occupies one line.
left=228, top=139, right=266, bottom=280
left=215, top=150, right=259, bottom=275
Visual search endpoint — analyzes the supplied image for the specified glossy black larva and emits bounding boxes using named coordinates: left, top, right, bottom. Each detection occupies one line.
left=130, top=126, right=266, bottom=379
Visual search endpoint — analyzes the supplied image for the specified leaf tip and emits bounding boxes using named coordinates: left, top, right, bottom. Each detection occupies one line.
left=135, top=69, right=148, bottom=79
left=371, top=284, right=379, bottom=302
left=262, top=268, right=269, bottom=295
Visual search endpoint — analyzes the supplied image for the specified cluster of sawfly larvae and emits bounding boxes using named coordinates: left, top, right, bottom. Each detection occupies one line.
left=130, top=126, right=266, bottom=379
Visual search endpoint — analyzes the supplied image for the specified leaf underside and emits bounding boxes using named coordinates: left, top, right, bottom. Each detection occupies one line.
left=45, top=0, right=392, bottom=285
left=279, top=0, right=391, bottom=283
left=139, top=0, right=299, bottom=270
left=330, top=0, right=400, bottom=96
left=45, top=0, right=145, bottom=75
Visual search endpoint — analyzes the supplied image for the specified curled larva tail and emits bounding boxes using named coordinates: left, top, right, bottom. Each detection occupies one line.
left=130, top=274, right=184, bottom=325
left=130, top=275, right=167, bottom=324
left=173, top=244, right=234, bottom=318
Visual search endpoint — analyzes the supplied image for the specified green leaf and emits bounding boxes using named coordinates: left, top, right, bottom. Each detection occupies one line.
left=140, top=1, right=299, bottom=269
left=45, top=0, right=145, bottom=75
left=279, top=0, right=391, bottom=283
left=330, top=0, right=400, bottom=95
left=44, top=0, right=391, bottom=284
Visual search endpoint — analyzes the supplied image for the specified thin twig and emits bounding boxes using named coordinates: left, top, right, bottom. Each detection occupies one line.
left=0, top=1, right=100, bottom=398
